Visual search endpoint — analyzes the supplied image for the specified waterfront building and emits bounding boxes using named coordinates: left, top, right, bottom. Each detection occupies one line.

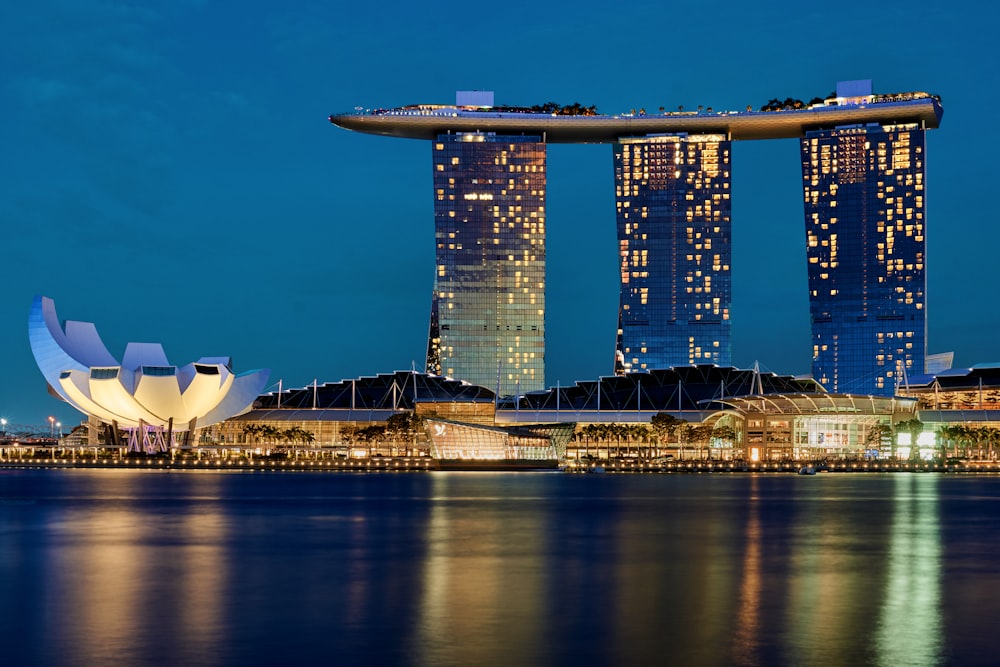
left=427, top=132, right=546, bottom=396
left=614, top=135, right=731, bottom=371
left=900, top=365, right=1000, bottom=412
left=231, top=365, right=915, bottom=463
left=801, top=87, right=928, bottom=395
left=28, top=296, right=269, bottom=452
left=330, top=85, right=942, bottom=393
left=424, top=418, right=573, bottom=462
left=220, top=370, right=495, bottom=454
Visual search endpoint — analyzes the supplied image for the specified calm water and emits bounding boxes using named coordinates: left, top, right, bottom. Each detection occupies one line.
left=2, top=470, right=1000, bottom=667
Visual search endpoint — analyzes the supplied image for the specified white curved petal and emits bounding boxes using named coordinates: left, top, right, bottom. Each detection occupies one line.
left=198, top=369, right=270, bottom=427
left=179, top=364, right=235, bottom=423
left=29, top=296, right=90, bottom=402
left=89, top=374, right=169, bottom=427
left=62, top=320, right=117, bottom=367
left=28, top=297, right=117, bottom=392
left=133, top=373, right=186, bottom=423
left=122, top=343, right=169, bottom=372
left=58, top=370, right=138, bottom=427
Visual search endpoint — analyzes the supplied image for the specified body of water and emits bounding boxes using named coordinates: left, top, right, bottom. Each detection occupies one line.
left=2, top=469, right=999, bottom=666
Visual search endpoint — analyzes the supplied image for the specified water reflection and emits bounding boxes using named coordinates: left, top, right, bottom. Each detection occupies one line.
left=44, top=472, right=229, bottom=666
left=417, top=474, right=547, bottom=665
left=0, top=470, right=992, bottom=666
left=733, top=475, right=763, bottom=665
left=876, top=474, right=942, bottom=666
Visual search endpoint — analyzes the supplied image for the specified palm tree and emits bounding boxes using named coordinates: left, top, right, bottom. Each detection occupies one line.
left=953, top=424, right=973, bottom=458
left=895, top=418, right=924, bottom=460
left=609, top=423, right=626, bottom=459
left=937, top=424, right=958, bottom=458
left=632, top=424, right=651, bottom=459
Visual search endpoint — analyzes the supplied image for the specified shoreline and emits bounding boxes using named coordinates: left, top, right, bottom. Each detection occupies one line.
left=1, top=458, right=997, bottom=473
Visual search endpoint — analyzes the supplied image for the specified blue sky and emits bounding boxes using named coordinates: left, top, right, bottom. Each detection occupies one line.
left=1, top=0, right=994, bottom=428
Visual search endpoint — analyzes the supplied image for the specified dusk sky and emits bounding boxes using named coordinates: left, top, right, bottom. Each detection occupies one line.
left=1, top=0, right=995, bottom=428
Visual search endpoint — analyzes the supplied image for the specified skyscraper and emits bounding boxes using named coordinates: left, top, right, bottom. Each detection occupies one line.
left=801, top=123, right=927, bottom=395
left=331, top=85, right=941, bottom=395
left=614, top=134, right=732, bottom=373
left=426, top=133, right=546, bottom=395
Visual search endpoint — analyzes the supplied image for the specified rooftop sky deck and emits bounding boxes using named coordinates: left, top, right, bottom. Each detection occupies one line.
left=330, top=94, right=942, bottom=143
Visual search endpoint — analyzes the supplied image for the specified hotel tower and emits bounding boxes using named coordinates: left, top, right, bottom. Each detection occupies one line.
left=801, top=122, right=927, bottom=394
left=426, top=131, right=546, bottom=396
left=330, top=82, right=941, bottom=397
left=614, top=134, right=732, bottom=372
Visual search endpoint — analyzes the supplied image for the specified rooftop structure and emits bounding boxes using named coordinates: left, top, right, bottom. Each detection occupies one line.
left=330, top=91, right=942, bottom=143
left=252, top=370, right=494, bottom=414
left=499, top=365, right=821, bottom=415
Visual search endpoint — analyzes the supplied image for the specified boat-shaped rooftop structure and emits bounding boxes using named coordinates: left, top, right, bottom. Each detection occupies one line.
left=330, top=90, right=942, bottom=143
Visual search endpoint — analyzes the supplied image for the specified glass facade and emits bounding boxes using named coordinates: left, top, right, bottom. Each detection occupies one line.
left=614, top=135, right=732, bottom=372
left=426, top=133, right=546, bottom=396
left=425, top=418, right=558, bottom=460
left=801, top=124, right=927, bottom=395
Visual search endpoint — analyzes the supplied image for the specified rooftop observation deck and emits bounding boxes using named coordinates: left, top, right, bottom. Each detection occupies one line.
left=329, top=93, right=942, bottom=143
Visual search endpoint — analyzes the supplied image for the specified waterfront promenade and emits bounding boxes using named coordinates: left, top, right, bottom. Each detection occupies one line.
left=1, top=454, right=997, bottom=474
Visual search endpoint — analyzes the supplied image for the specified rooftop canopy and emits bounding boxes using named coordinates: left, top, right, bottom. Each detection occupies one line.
left=254, top=370, right=495, bottom=412
left=714, top=393, right=916, bottom=416
left=500, top=365, right=822, bottom=412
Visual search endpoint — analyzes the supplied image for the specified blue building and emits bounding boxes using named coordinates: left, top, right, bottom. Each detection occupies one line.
left=331, top=85, right=942, bottom=396
left=614, top=134, right=732, bottom=372
left=801, top=120, right=927, bottom=395
left=426, top=133, right=546, bottom=395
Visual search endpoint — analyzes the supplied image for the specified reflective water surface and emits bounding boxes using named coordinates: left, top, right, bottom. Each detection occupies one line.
left=2, top=470, right=1000, bottom=666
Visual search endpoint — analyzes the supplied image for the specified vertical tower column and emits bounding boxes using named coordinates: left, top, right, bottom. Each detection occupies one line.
left=426, top=133, right=546, bottom=396
left=613, top=134, right=732, bottom=373
left=801, top=124, right=927, bottom=395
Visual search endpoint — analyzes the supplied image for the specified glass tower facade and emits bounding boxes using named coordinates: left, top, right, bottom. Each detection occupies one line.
left=613, top=134, right=732, bottom=373
left=426, top=133, right=546, bottom=396
left=801, top=123, right=927, bottom=395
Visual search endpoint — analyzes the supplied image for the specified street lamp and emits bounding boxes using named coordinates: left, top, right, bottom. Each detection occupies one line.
left=48, top=416, right=55, bottom=437
left=1, top=418, right=6, bottom=435
left=56, top=422, right=62, bottom=438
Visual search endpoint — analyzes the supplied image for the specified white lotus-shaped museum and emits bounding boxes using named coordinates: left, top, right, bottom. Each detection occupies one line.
left=29, top=295, right=270, bottom=430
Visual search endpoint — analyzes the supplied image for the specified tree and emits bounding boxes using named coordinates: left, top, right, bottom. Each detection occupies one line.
left=677, top=423, right=696, bottom=460
left=866, top=423, right=894, bottom=455
left=983, top=427, right=1000, bottom=460
left=937, top=424, right=959, bottom=458
left=631, top=424, right=651, bottom=459
left=386, top=412, right=423, bottom=454
left=688, top=424, right=713, bottom=460
left=651, top=412, right=684, bottom=448
left=895, top=418, right=924, bottom=460
left=712, top=424, right=736, bottom=459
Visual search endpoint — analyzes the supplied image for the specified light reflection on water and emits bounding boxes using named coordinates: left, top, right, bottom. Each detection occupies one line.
left=2, top=470, right=999, bottom=666
left=876, top=474, right=942, bottom=667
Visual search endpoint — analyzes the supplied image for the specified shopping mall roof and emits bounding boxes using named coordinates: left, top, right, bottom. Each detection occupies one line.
left=714, top=393, right=916, bottom=416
